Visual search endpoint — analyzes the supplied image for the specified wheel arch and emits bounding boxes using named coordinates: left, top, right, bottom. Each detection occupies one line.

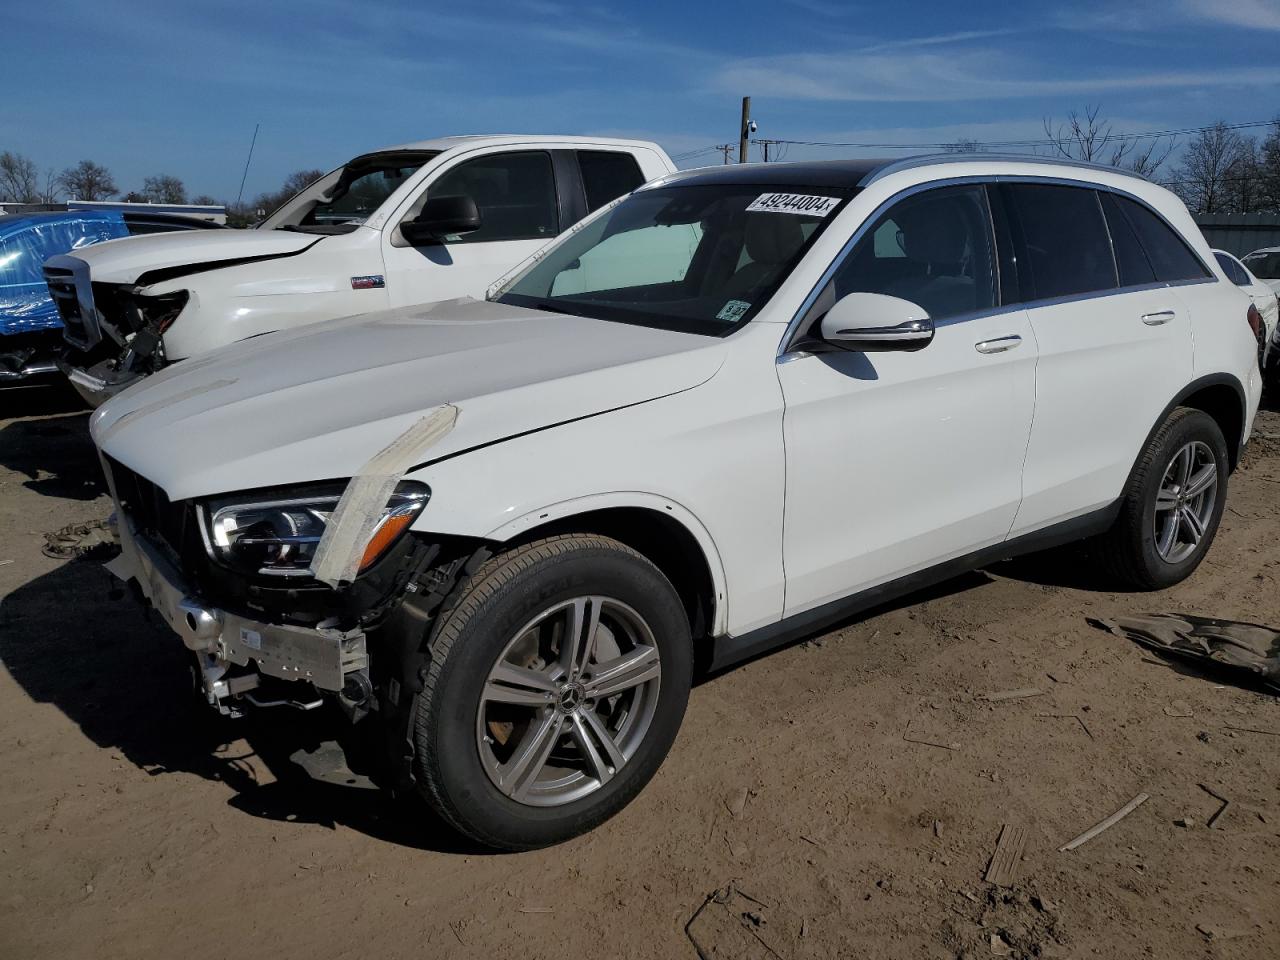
left=1162, top=373, right=1248, bottom=470
left=484, top=494, right=728, bottom=653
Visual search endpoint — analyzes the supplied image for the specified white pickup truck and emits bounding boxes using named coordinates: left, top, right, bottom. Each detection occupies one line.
left=48, top=135, right=675, bottom=404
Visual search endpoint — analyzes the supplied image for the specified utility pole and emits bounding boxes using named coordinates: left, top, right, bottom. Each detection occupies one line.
left=715, top=144, right=734, bottom=164
left=757, top=139, right=783, bottom=162
left=739, top=97, right=752, bottom=164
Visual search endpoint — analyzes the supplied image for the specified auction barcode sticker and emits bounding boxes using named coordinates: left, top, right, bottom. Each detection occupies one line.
left=746, top=193, right=841, bottom=216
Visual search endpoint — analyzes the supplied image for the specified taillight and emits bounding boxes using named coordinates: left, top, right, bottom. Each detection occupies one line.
left=1247, top=303, right=1263, bottom=340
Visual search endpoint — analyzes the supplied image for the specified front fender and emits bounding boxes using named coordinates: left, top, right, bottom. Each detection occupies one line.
left=484, top=491, right=730, bottom=636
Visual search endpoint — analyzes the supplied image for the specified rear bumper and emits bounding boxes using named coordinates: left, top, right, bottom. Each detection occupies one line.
left=108, top=514, right=368, bottom=714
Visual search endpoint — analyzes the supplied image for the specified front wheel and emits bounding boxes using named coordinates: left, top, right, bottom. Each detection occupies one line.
left=1096, top=407, right=1229, bottom=589
left=412, top=534, right=692, bottom=850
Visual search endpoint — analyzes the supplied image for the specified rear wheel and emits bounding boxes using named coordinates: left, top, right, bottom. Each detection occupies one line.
left=1096, top=408, right=1228, bottom=589
left=412, top=534, right=692, bottom=850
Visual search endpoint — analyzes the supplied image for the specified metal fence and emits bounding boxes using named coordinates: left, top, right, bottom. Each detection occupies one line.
left=1196, top=213, right=1280, bottom=258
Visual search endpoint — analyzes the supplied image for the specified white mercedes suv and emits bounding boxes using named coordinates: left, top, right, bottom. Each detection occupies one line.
left=91, top=155, right=1262, bottom=850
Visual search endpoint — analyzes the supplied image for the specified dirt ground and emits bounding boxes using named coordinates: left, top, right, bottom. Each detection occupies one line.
left=1, top=383, right=1278, bottom=960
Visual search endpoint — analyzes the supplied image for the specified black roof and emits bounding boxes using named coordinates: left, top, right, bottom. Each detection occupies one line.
left=662, top=158, right=891, bottom=189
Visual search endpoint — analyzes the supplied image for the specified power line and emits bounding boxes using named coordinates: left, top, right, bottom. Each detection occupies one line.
left=760, top=119, right=1276, bottom=152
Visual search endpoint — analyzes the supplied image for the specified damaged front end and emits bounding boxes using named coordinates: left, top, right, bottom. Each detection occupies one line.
left=101, top=453, right=486, bottom=786
left=46, top=255, right=188, bottom=405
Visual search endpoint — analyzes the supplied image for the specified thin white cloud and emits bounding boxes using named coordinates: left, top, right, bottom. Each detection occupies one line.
left=712, top=48, right=1280, bottom=102
left=1180, top=0, right=1280, bottom=30
left=781, top=0, right=857, bottom=16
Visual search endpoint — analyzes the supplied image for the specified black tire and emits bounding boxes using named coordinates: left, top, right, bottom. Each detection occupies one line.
left=412, top=534, right=692, bottom=850
left=1095, top=407, right=1229, bottom=589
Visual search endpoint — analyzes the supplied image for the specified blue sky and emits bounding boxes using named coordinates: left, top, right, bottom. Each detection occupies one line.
left=4, top=0, right=1280, bottom=201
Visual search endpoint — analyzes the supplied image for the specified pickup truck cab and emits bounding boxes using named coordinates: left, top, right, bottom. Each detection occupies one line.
left=49, top=135, right=674, bottom=404
left=92, top=155, right=1261, bottom=851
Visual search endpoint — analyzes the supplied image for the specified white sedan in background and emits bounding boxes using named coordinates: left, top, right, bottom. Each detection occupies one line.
left=1217, top=248, right=1278, bottom=376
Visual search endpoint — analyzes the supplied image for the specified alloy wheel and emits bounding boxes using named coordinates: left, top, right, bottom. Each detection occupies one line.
left=1152, top=440, right=1218, bottom=564
left=475, top=596, right=662, bottom=807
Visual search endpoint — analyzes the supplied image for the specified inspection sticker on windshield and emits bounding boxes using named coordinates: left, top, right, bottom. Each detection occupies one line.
left=717, top=299, right=752, bottom=322
left=746, top=193, right=841, bottom=216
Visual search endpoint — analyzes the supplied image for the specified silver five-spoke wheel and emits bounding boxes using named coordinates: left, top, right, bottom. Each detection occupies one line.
left=476, top=596, right=662, bottom=807
left=1153, top=440, right=1218, bottom=564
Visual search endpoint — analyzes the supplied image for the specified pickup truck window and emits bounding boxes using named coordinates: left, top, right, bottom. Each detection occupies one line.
left=577, top=151, right=645, bottom=212
left=265, top=150, right=439, bottom=234
left=498, top=183, right=850, bottom=335
left=430, top=151, right=559, bottom=243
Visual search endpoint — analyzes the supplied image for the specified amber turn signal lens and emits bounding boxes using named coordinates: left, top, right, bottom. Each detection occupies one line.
left=359, top=511, right=417, bottom=571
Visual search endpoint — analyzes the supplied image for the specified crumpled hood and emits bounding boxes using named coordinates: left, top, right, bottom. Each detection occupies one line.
left=61, top=227, right=322, bottom=285
left=92, top=298, right=725, bottom=500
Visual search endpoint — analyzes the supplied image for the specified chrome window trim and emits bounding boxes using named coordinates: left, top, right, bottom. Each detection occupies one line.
left=778, top=174, right=1219, bottom=358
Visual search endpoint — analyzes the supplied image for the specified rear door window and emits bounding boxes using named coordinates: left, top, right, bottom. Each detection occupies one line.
left=429, top=151, right=559, bottom=243
left=1112, top=195, right=1210, bottom=283
left=577, top=151, right=645, bottom=212
left=1100, top=191, right=1156, bottom=288
left=1003, top=183, right=1116, bottom=300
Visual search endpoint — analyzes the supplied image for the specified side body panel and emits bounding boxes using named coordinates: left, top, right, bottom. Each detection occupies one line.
left=777, top=308, right=1036, bottom=616
left=406, top=322, right=787, bottom=636
left=152, top=228, right=388, bottom=360
left=1010, top=285, right=1195, bottom=534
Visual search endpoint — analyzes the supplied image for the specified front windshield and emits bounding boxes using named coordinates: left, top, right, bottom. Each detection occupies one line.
left=1242, top=251, right=1280, bottom=280
left=496, top=183, right=851, bottom=335
left=261, top=150, right=439, bottom=235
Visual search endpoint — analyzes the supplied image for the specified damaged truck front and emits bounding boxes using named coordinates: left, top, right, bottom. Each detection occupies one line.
left=49, top=135, right=675, bottom=405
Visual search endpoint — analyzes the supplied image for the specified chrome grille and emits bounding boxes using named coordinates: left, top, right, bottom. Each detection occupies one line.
left=43, top=256, right=101, bottom=350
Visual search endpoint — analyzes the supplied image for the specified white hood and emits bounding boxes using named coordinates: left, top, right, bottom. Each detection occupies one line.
left=92, top=298, right=726, bottom=500
left=62, top=227, right=326, bottom=285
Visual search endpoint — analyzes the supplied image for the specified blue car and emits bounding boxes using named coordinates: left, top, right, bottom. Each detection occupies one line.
left=0, top=210, right=221, bottom=385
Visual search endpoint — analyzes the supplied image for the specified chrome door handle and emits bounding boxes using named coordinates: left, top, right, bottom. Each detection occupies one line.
left=1142, top=310, right=1176, bottom=326
left=975, top=335, right=1023, bottom=354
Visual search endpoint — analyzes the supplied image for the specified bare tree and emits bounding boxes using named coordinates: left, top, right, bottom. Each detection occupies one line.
left=58, top=160, right=117, bottom=201
left=1042, top=104, right=1175, bottom=176
left=142, top=174, right=187, bottom=204
left=251, top=169, right=326, bottom=217
left=1259, top=120, right=1280, bottom=211
left=0, top=150, right=40, bottom=202
left=190, top=194, right=219, bottom=206
left=39, top=167, right=60, bottom=204
left=1222, top=136, right=1265, bottom=214
left=1169, top=122, right=1251, bottom=214
left=941, top=138, right=984, bottom=154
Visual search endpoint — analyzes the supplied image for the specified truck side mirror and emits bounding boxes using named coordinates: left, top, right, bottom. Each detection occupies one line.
left=400, top=195, right=482, bottom=245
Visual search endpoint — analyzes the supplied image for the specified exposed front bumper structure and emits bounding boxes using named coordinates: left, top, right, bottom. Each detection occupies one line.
left=108, top=518, right=368, bottom=716
left=57, top=355, right=142, bottom=406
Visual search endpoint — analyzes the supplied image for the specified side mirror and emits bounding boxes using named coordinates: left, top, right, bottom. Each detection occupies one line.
left=819, top=292, right=934, bottom=352
left=400, top=195, right=482, bottom=245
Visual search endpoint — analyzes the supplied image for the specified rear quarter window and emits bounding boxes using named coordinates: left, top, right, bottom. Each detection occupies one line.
left=1113, top=195, right=1210, bottom=283
left=1004, top=183, right=1117, bottom=300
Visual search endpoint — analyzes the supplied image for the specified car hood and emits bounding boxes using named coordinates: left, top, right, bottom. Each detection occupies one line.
left=61, top=227, right=324, bottom=285
left=92, top=298, right=726, bottom=500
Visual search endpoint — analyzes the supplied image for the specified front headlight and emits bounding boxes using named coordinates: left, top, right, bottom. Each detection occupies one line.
left=200, top=480, right=429, bottom=578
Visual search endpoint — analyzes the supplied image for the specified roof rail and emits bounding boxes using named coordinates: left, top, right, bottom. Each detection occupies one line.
left=859, top=152, right=1152, bottom=188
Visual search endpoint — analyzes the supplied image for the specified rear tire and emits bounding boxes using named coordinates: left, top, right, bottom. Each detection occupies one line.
left=412, top=534, right=692, bottom=850
left=1095, top=408, right=1228, bottom=589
